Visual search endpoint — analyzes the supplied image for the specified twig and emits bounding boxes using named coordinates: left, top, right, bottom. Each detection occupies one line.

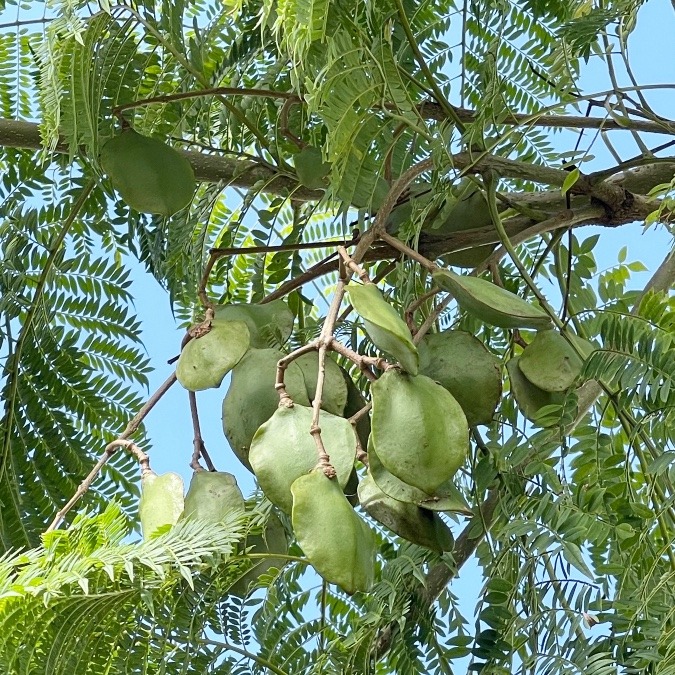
left=330, top=339, right=384, bottom=380
left=113, top=86, right=298, bottom=115
left=337, top=246, right=371, bottom=283
left=279, top=97, right=304, bottom=149
left=46, top=439, right=151, bottom=533
left=404, top=287, right=441, bottom=333
left=209, top=235, right=359, bottom=259
left=378, top=231, right=437, bottom=272
left=189, top=391, right=216, bottom=472
left=412, top=294, right=454, bottom=345
left=45, top=373, right=178, bottom=532
left=275, top=342, right=319, bottom=404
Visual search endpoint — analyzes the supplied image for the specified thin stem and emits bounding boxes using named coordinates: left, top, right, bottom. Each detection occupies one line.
left=1, top=181, right=95, bottom=482
left=46, top=439, right=151, bottom=533
left=378, top=231, right=437, bottom=272
left=114, top=87, right=298, bottom=114
left=189, top=391, right=216, bottom=472
left=201, top=638, right=291, bottom=675
left=412, top=294, right=454, bottom=345
left=45, top=373, right=178, bottom=532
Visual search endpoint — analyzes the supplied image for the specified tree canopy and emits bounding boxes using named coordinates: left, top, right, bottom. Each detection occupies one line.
left=0, top=0, right=675, bottom=673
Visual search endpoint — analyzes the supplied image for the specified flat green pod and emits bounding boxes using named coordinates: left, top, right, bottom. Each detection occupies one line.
left=292, top=470, right=375, bottom=594
left=180, top=471, right=245, bottom=524
left=371, top=370, right=469, bottom=494
left=294, top=352, right=348, bottom=416
left=176, top=321, right=250, bottom=391
left=347, top=283, right=419, bottom=375
left=358, top=473, right=455, bottom=551
left=418, top=330, right=502, bottom=426
left=100, top=129, right=196, bottom=216
left=518, top=330, right=584, bottom=392
left=230, top=513, right=289, bottom=597
left=222, top=348, right=310, bottom=471
left=340, top=366, right=371, bottom=451
left=506, top=356, right=566, bottom=426
left=368, top=437, right=471, bottom=514
left=294, top=145, right=331, bottom=189
left=432, top=269, right=552, bottom=330
left=214, top=300, right=294, bottom=349
left=139, top=471, right=184, bottom=539
left=249, top=404, right=356, bottom=513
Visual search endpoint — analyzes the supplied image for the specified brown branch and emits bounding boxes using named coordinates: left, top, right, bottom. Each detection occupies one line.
left=189, top=391, right=216, bottom=472
left=45, top=373, right=178, bottom=532
left=113, top=87, right=298, bottom=115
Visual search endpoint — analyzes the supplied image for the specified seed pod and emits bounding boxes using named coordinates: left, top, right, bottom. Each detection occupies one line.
left=100, top=129, right=196, bottom=216
left=506, top=356, right=567, bottom=426
left=358, top=473, right=455, bottom=551
left=230, top=513, right=289, bottom=597
left=418, top=330, right=502, bottom=426
left=294, top=145, right=331, bottom=189
left=432, top=269, right=552, bottom=330
left=347, top=282, right=419, bottom=375
left=294, top=352, right=348, bottom=416
left=371, top=370, right=469, bottom=494
left=518, top=329, right=585, bottom=392
left=292, top=470, right=375, bottom=594
left=176, top=321, right=250, bottom=391
left=139, top=471, right=184, bottom=539
left=249, top=404, right=356, bottom=513
left=222, top=348, right=310, bottom=471
left=181, top=471, right=245, bottom=524
left=367, top=437, right=471, bottom=514
left=214, top=300, right=294, bottom=349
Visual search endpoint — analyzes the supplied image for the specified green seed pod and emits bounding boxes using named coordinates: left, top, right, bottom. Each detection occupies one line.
left=294, top=352, right=348, bottom=416
left=506, top=356, right=567, bottom=426
left=230, top=513, right=289, bottom=597
left=222, top=348, right=310, bottom=471
left=367, top=437, right=471, bottom=514
left=358, top=473, right=455, bottom=551
left=432, top=269, right=552, bottom=330
left=214, top=300, right=294, bottom=349
left=176, top=321, right=250, bottom=391
left=181, top=471, right=245, bottom=524
left=518, top=329, right=585, bottom=392
left=249, top=404, right=356, bottom=513
left=294, top=145, right=331, bottom=189
left=100, top=129, right=196, bottom=216
left=347, top=282, right=419, bottom=375
left=292, top=470, right=375, bottom=594
left=418, top=330, right=502, bottom=426
left=371, top=370, right=469, bottom=494
left=139, top=471, right=184, bottom=539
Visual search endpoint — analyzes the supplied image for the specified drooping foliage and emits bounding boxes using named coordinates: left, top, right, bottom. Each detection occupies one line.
left=0, top=0, right=674, bottom=673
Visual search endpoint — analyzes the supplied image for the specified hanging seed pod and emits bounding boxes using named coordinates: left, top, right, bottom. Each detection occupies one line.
left=214, top=300, right=294, bottom=349
left=176, top=321, right=250, bottom=391
left=139, top=471, right=184, bottom=539
left=371, top=370, right=469, bottom=494
left=418, top=330, right=502, bottom=426
left=506, top=356, right=567, bottom=426
left=294, top=145, right=331, bottom=189
left=432, top=269, right=552, bottom=330
left=100, top=129, right=196, bottom=216
left=222, top=348, right=310, bottom=471
left=180, top=471, right=245, bottom=524
left=367, top=437, right=471, bottom=514
left=291, top=470, right=375, bottom=594
left=347, top=282, right=419, bottom=375
left=230, top=512, right=289, bottom=597
left=249, top=404, right=356, bottom=513
left=294, top=352, right=348, bottom=416
left=358, top=473, right=455, bottom=551
left=518, top=329, right=587, bottom=392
